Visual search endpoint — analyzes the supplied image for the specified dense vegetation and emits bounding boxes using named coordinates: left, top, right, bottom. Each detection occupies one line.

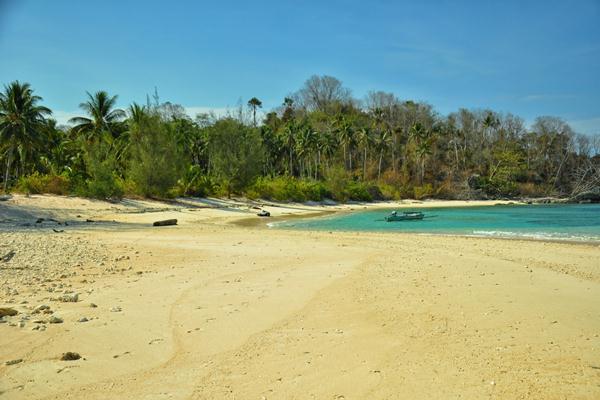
left=1, top=76, right=599, bottom=202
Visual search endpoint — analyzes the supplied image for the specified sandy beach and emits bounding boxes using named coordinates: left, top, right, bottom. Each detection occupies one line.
left=1, top=195, right=599, bottom=399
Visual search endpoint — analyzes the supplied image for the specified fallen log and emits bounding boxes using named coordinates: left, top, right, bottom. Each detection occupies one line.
left=152, top=219, right=177, bottom=227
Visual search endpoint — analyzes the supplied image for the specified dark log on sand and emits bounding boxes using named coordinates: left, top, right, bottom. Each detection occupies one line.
left=153, top=219, right=178, bottom=227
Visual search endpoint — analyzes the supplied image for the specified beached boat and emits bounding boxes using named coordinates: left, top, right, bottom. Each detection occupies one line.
left=257, top=210, right=271, bottom=217
left=385, top=211, right=424, bottom=222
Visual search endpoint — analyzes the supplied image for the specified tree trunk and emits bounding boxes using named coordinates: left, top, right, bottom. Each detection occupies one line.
left=363, top=147, right=367, bottom=180
left=3, top=144, right=14, bottom=193
left=378, top=151, right=383, bottom=180
left=349, top=149, right=352, bottom=170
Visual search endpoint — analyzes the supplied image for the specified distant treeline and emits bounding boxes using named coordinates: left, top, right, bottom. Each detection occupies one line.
left=1, top=76, right=599, bottom=201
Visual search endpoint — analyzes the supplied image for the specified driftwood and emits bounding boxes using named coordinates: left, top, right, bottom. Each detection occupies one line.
left=153, top=219, right=177, bottom=227
left=1, top=250, right=15, bottom=262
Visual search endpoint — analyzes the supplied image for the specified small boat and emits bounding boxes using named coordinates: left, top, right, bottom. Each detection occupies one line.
left=385, top=211, right=424, bottom=222
left=257, top=210, right=271, bottom=217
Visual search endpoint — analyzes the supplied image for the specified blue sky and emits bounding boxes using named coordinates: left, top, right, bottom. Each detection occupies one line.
left=0, top=0, right=599, bottom=134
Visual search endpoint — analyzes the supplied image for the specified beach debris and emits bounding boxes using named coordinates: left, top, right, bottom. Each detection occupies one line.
left=49, top=315, right=63, bottom=324
left=5, top=358, right=23, bottom=366
left=1, top=250, right=15, bottom=262
left=89, top=303, right=98, bottom=308
left=257, top=210, right=271, bottom=217
left=110, top=306, right=122, bottom=312
left=77, top=317, right=89, bottom=323
left=33, top=304, right=50, bottom=314
left=0, top=307, right=18, bottom=317
left=152, top=219, right=177, bottom=227
left=59, top=293, right=79, bottom=303
left=52, top=229, right=64, bottom=233
left=60, top=352, right=81, bottom=361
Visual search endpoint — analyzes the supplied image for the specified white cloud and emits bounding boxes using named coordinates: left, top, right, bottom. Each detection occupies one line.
left=519, top=94, right=576, bottom=102
left=51, top=106, right=244, bottom=126
left=184, top=106, right=230, bottom=119
left=51, top=110, right=80, bottom=126
left=568, top=117, right=600, bottom=135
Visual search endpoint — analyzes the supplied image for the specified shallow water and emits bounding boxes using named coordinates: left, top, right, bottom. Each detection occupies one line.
left=273, top=204, right=600, bottom=242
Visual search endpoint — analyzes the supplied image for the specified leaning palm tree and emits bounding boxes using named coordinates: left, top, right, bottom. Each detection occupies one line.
left=247, top=97, right=262, bottom=127
left=0, top=81, right=51, bottom=191
left=69, top=91, right=126, bottom=140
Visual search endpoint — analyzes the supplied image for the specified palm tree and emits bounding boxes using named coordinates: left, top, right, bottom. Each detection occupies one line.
left=335, top=115, right=355, bottom=170
left=409, top=122, right=432, bottom=184
left=281, top=120, right=297, bottom=175
left=357, top=126, right=372, bottom=180
left=0, top=81, right=51, bottom=191
left=128, top=102, right=149, bottom=126
left=247, top=97, right=262, bottom=127
left=374, top=130, right=391, bottom=180
left=69, top=91, right=126, bottom=140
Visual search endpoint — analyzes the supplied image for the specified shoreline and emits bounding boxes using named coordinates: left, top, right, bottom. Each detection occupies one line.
left=0, top=194, right=599, bottom=399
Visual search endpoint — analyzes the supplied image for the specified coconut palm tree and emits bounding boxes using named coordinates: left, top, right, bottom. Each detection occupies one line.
left=374, top=129, right=391, bottom=180
left=357, top=126, right=372, bottom=180
left=0, top=81, right=51, bottom=191
left=69, top=91, right=126, bottom=140
left=247, top=97, right=262, bottom=127
left=409, top=122, right=433, bottom=184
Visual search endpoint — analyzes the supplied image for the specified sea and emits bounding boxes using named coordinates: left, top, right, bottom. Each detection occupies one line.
left=272, top=204, right=600, bottom=242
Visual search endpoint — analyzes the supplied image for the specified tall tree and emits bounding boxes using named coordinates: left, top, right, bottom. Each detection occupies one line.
left=247, top=97, right=263, bottom=127
left=0, top=81, right=51, bottom=191
left=295, top=75, right=352, bottom=113
left=69, top=91, right=126, bottom=140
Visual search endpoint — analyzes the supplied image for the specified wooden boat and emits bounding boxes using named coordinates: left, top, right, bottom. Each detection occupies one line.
left=385, top=211, right=424, bottom=222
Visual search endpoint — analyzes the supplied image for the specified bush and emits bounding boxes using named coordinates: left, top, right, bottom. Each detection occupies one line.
left=128, top=117, right=183, bottom=198
left=325, top=167, right=350, bottom=202
left=177, top=166, right=217, bottom=197
left=247, top=176, right=330, bottom=202
left=344, top=182, right=373, bottom=201
left=16, top=172, right=71, bottom=195
left=82, top=141, right=124, bottom=200
left=413, top=183, right=434, bottom=200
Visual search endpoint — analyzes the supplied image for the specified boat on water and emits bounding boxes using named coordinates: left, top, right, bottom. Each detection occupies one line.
left=385, top=211, right=424, bottom=222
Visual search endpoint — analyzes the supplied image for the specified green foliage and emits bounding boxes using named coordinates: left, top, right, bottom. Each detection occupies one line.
left=413, top=183, right=434, bottom=200
left=177, top=165, right=217, bottom=197
left=247, top=176, right=329, bottom=202
left=127, top=116, right=183, bottom=198
left=344, top=182, right=374, bottom=201
left=15, top=172, right=71, bottom=195
left=2, top=79, right=598, bottom=202
left=209, top=119, right=263, bottom=196
left=81, top=141, right=123, bottom=199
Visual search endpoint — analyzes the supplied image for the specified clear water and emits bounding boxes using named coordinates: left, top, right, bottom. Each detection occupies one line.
left=273, top=204, right=600, bottom=242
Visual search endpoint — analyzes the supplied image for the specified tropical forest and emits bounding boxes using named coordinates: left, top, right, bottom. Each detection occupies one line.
left=1, top=75, right=599, bottom=202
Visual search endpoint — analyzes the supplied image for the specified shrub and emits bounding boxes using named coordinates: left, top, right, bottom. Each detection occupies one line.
left=413, top=183, right=434, bottom=200
left=82, top=141, right=123, bottom=200
left=128, top=117, right=183, bottom=198
left=247, top=176, right=330, bottom=202
left=345, top=182, right=373, bottom=201
left=16, top=172, right=71, bottom=195
left=176, top=165, right=217, bottom=197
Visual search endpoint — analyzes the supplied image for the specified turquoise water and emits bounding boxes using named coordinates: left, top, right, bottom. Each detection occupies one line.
left=273, top=204, right=600, bottom=242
